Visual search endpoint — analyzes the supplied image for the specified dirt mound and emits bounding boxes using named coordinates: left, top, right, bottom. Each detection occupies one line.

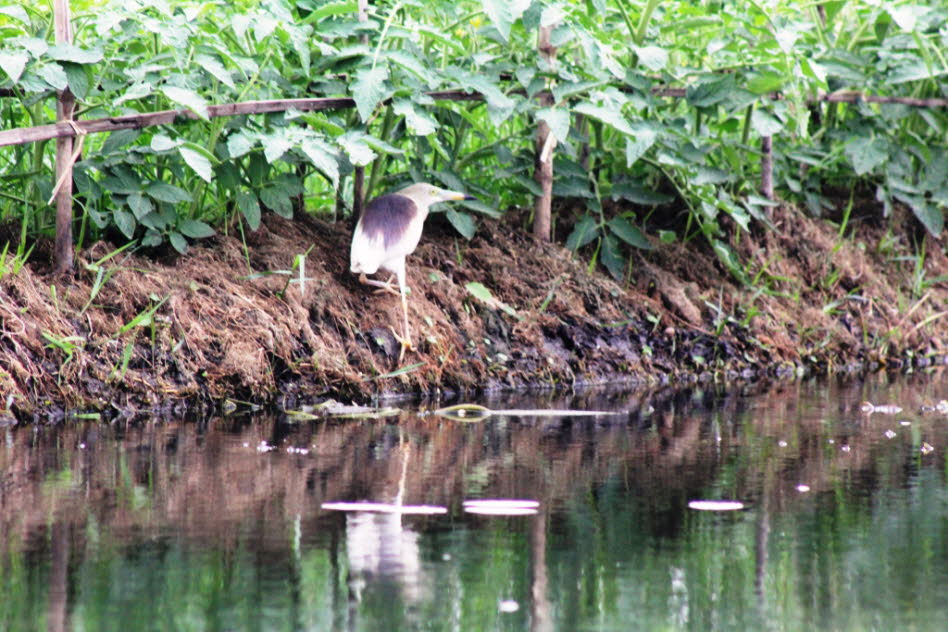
left=1, top=203, right=945, bottom=422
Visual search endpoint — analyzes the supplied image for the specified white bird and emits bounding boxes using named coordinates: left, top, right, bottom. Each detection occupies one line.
left=350, top=183, right=473, bottom=360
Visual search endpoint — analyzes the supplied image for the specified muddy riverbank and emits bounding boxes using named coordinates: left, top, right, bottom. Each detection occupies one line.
left=1, top=201, right=945, bottom=422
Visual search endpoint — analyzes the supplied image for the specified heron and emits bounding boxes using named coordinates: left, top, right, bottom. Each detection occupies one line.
left=350, top=183, right=474, bottom=360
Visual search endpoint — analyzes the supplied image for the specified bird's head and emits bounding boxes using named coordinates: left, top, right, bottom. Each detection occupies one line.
left=397, top=183, right=475, bottom=209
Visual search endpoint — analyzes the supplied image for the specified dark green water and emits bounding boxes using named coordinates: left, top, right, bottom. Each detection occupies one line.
left=2, top=373, right=946, bottom=631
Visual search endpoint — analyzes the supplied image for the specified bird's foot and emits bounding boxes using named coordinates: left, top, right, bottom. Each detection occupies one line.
left=359, top=273, right=401, bottom=296
left=390, top=327, right=414, bottom=362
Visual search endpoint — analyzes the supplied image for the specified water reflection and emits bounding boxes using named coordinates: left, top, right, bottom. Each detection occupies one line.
left=1, top=372, right=946, bottom=630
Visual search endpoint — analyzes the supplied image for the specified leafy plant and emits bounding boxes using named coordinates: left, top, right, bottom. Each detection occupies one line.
left=0, top=0, right=943, bottom=280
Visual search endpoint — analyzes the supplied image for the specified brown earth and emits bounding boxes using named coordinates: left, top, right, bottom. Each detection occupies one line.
left=0, top=201, right=945, bottom=422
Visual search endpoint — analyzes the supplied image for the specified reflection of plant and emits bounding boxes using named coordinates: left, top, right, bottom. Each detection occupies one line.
left=0, top=0, right=943, bottom=279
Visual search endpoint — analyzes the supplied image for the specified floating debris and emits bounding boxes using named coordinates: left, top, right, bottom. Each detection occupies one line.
left=256, top=441, right=276, bottom=453
left=841, top=445, right=852, bottom=453
left=498, top=600, right=520, bottom=613
left=920, top=442, right=935, bottom=455
left=899, top=420, right=912, bottom=426
left=884, top=430, right=897, bottom=439
left=286, top=446, right=309, bottom=455
left=463, top=499, right=540, bottom=516
left=921, top=400, right=948, bottom=414
left=796, top=485, right=811, bottom=493
left=321, top=502, right=447, bottom=514
left=285, top=399, right=402, bottom=420
left=861, top=402, right=903, bottom=415
left=687, top=500, right=745, bottom=511
left=778, top=440, right=788, bottom=448
left=433, top=403, right=622, bottom=422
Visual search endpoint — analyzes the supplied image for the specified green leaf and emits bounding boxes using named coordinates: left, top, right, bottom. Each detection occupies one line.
left=0, top=5, right=29, bottom=24
left=887, top=59, right=947, bottom=85
left=62, top=62, right=89, bottom=99
left=607, top=217, right=653, bottom=250
left=150, top=134, right=179, bottom=152
left=338, top=132, right=376, bottom=166
left=179, top=146, right=213, bottom=182
left=114, top=209, right=136, bottom=239
left=352, top=65, right=389, bottom=122
left=566, top=215, right=600, bottom=250
left=115, top=81, right=154, bottom=106
left=46, top=43, right=103, bottom=64
left=553, top=80, right=609, bottom=103
left=745, top=70, right=786, bottom=95
left=573, top=102, right=635, bottom=136
left=460, top=198, right=503, bottom=219
left=385, top=50, right=437, bottom=85
left=482, top=0, right=532, bottom=41
left=261, top=130, right=293, bottom=163
left=300, top=137, right=340, bottom=188
left=892, top=192, right=943, bottom=236
left=634, top=45, right=668, bottom=72
left=162, top=86, right=209, bottom=120
left=237, top=191, right=261, bottom=230
left=686, top=74, right=735, bottom=108
left=302, top=0, right=357, bottom=23
left=194, top=53, right=235, bottom=90
left=751, top=109, right=784, bottom=136
left=611, top=182, right=673, bottom=205
left=127, top=192, right=153, bottom=220
left=227, top=130, right=256, bottom=158
left=260, top=186, right=293, bottom=218
left=445, top=209, right=476, bottom=240
left=712, top=239, right=749, bottom=285
left=146, top=183, right=192, bottom=204
left=101, top=130, right=140, bottom=155
left=625, top=122, right=658, bottom=166
left=537, top=107, right=570, bottom=143
left=178, top=219, right=215, bottom=239
left=0, top=52, right=28, bottom=83
left=36, top=63, right=68, bottom=91
left=393, top=99, right=438, bottom=136
left=600, top=234, right=625, bottom=281
left=169, top=231, right=188, bottom=254
left=887, top=5, right=927, bottom=31
left=845, top=137, right=887, bottom=175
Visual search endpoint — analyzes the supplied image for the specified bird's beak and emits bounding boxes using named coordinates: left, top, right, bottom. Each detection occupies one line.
left=445, top=191, right=475, bottom=201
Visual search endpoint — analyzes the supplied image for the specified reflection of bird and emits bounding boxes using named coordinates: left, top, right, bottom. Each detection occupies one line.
left=350, top=183, right=474, bottom=359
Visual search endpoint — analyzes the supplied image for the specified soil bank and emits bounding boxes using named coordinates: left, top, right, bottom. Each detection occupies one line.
left=1, top=203, right=946, bottom=422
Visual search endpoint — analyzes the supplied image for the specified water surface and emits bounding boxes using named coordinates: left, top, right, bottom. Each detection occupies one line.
left=2, top=373, right=946, bottom=631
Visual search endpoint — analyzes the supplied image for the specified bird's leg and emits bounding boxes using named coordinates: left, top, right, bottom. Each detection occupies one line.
left=395, top=267, right=413, bottom=361
left=358, top=272, right=400, bottom=296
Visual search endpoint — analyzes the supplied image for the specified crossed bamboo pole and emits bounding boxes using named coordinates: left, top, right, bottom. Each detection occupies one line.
left=7, top=2, right=948, bottom=273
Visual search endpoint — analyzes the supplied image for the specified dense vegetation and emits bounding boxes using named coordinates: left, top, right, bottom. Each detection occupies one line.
left=0, top=0, right=946, bottom=281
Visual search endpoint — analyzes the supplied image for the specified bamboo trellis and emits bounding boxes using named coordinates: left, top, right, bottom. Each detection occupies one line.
left=3, top=2, right=946, bottom=273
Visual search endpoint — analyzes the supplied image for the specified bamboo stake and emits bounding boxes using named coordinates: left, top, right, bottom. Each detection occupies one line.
left=52, top=0, right=76, bottom=274
left=760, top=135, right=774, bottom=202
left=352, top=0, right=370, bottom=226
left=532, top=23, right=557, bottom=242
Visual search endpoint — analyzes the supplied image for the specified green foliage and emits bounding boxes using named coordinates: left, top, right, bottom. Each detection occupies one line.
left=0, top=0, right=944, bottom=276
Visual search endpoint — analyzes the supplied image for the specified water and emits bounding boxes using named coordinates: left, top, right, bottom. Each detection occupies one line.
left=2, top=373, right=946, bottom=631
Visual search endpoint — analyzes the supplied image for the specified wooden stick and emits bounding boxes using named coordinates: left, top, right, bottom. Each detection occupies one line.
left=760, top=135, right=774, bottom=202
left=0, top=97, right=359, bottom=147
left=532, top=23, right=557, bottom=242
left=52, top=0, right=75, bottom=275
left=352, top=0, right=370, bottom=225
